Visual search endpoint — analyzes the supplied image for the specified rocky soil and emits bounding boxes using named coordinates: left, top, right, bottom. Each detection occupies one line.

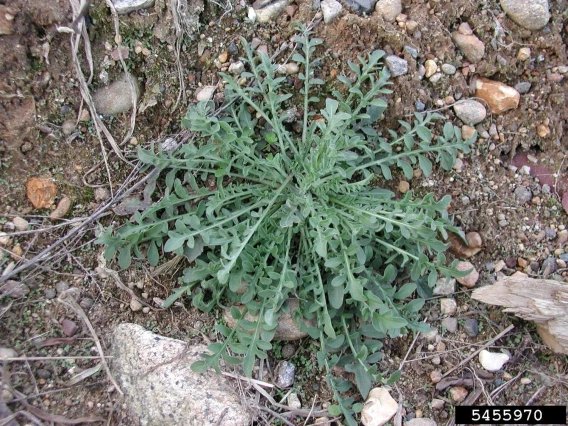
left=1, top=0, right=567, bottom=425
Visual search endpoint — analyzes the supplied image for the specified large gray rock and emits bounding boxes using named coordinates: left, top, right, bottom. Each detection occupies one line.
left=113, top=0, right=155, bottom=14
left=93, top=74, right=139, bottom=115
left=500, top=0, right=550, bottom=30
left=112, top=324, right=252, bottom=426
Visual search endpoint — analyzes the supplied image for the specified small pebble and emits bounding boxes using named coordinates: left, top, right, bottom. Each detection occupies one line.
left=287, top=393, right=301, bottom=409
left=0, top=348, right=17, bottom=359
left=424, top=60, right=437, bottom=78
left=514, top=82, right=531, bottom=94
left=431, top=398, right=445, bottom=410
left=56, top=281, right=70, bottom=294
left=385, top=55, right=409, bottom=77
left=450, top=386, right=468, bottom=403
left=130, top=298, right=143, bottom=312
left=541, top=257, right=558, bottom=277
left=45, top=288, right=57, bottom=299
left=429, top=73, right=443, bottom=83
left=464, top=318, right=479, bottom=337
left=281, top=344, right=296, bottom=359
left=398, top=180, right=410, bottom=193
left=404, top=46, right=418, bottom=59
left=441, top=317, right=458, bottom=333
left=430, top=370, right=442, bottom=383
left=441, top=64, right=456, bottom=75
left=37, top=369, right=51, bottom=379
left=517, top=47, right=531, bottom=61
left=79, top=297, right=95, bottom=310
left=61, top=319, right=79, bottom=337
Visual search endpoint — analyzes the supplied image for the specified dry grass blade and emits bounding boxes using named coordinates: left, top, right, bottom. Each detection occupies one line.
left=57, top=291, right=123, bottom=395
left=66, top=363, right=103, bottom=386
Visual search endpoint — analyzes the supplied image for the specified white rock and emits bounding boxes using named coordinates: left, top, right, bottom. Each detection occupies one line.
left=321, top=0, right=343, bottom=24
left=196, top=85, right=216, bottom=101
left=0, top=232, right=10, bottom=246
left=112, top=324, right=252, bottom=426
left=228, top=61, right=245, bottom=75
left=13, top=217, right=29, bottom=231
left=0, top=347, right=17, bottom=359
left=113, top=0, right=155, bottom=15
left=130, top=298, right=143, bottom=312
left=247, top=6, right=257, bottom=21
left=374, top=0, right=402, bottom=22
left=406, top=419, right=437, bottom=426
left=253, top=0, right=290, bottom=23
left=479, top=349, right=510, bottom=372
left=361, top=387, right=398, bottom=426
left=287, top=393, right=301, bottom=409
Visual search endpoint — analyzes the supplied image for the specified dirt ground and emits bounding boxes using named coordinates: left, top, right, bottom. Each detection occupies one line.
left=1, top=0, right=567, bottom=424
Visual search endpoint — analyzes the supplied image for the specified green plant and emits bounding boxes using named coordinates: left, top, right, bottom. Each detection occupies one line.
left=97, top=26, right=473, bottom=424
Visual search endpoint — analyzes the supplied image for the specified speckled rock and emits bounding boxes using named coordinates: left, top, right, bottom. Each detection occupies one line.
left=112, top=324, right=252, bottom=426
left=275, top=361, right=296, bottom=388
left=500, top=0, right=550, bottom=30
left=385, top=55, right=408, bottom=76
